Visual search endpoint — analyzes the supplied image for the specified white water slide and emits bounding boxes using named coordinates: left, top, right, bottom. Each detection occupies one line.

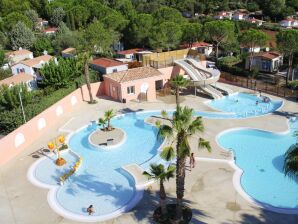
left=174, top=58, right=233, bottom=99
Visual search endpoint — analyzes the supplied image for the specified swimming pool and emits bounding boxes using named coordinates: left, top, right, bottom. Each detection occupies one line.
left=207, top=92, right=283, bottom=118
left=28, top=93, right=286, bottom=221
left=217, top=118, right=298, bottom=210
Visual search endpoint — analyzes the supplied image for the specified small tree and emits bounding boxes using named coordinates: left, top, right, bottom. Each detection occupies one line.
left=143, top=164, right=175, bottom=217
left=104, top=109, right=116, bottom=131
left=239, top=29, right=268, bottom=71
left=98, top=118, right=107, bottom=130
left=10, top=22, right=35, bottom=50
left=24, top=9, right=39, bottom=25
left=50, top=7, right=65, bottom=27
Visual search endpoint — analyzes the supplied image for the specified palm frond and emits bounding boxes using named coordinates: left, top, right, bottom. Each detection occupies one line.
left=198, top=138, right=212, bottom=152
left=188, top=117, right=204, bottom=135
left=284, top=144, right=298, bottom=180
left=157, top=124, right=174, bottom=139
left=160, top=146, right=176, bottom=161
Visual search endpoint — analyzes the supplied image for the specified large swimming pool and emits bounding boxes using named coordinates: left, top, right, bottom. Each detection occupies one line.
left=218, top=118, right=298, bottom=209
left=28, top=93, right=290, bottom=222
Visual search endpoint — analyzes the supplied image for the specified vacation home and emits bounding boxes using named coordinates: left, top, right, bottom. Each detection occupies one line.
left=43, top=27, right=58, bottom=35
left=246, top=18, right=264, bottom=26
left=61, top=48, right=76, bottom=58
left=103, top=66, right=171, bottom=102
left=11, top=55, right=55, bottom=77
left=245, top=52, right=283, bottom=73
left=0, top=73, right=36, bottom=90
left=5, top=48, right=34, bottom=65
left=279, top=18, right=298, bottom=28
left=90, top=58, right=128, bottom=74
left=180, top=42, right=213, bottom=57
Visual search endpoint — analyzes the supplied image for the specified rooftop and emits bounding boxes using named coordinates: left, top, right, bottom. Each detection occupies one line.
left=43, top=27, right=57, bottom=33
left=61, top=48, right=76, bottom=54
left=254, top=52, right=281, bottom=60
left=0, top=73, right=33, bottom=86
left=19, top=55, right=53, bottom=67
left=104, top=67, right=162, bottom=83
left=180, top=42, right=212, bottom=49
left=5, top=49, right=32, bottom=57
left=90, top=58, right=125, bottom=68
left=117, top=48, right=144, bottom=55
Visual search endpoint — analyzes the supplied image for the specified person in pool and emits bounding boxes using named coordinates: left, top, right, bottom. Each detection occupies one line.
left=256, top=100, right=259, bottom=105
left=87, top=205, right=94, bottom=215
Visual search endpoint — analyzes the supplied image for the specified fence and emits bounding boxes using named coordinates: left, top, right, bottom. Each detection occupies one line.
left=220, top=73, right=298, bottom=98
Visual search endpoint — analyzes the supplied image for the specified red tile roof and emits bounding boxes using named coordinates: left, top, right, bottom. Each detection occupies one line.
left=180, top=42, right=212, bottom=49
left=90, top=58, right=125, bottom=68
left=43, top=27, right=57, bottom=33
left=254, top=52, right=281, bottom=60
left=117, top=48, right=144, bottom=55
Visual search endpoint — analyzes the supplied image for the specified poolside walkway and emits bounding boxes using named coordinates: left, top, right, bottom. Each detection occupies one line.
left=0, top=83, right=298, bottom=224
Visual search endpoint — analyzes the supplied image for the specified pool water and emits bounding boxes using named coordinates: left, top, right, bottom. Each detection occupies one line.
left=218, top=119, right=298, bottom=209
left=208, top=92, right=283, bottom=118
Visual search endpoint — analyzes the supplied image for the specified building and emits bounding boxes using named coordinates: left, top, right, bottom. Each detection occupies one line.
left=116, top=48, right=144, bottom=60
left=0, top=73, right=36, bottom=90
left=246, top=17, right=264, bottom=26
left=232, top=13, right=246, bottom=21
left=43, top=27, right=58, bottom=35
left=61, top=48, right=76, bottom=58
left=11, top=55, right=54, bottom=77
left=104, top=67, right=170, bottom=102
left=180, top=42, right=213, bottom=56
left=245, top=52, right=283, bottom=73
left=35, top=18, right=49, bottom=30
left=90, top=58, right=128, bottom=74
left=279, top=18, right=298, bottom=28
left=240, top=45, right=261, bottom=53
left=214, top=11, right=232, bottom=20
left=5, top=48, right=34, bottom=65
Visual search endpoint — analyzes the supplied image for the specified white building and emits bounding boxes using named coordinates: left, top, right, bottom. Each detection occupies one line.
left=279, top=18, right=298, bottom=28
left=232, top=13, right=245, bottom=21
left=90, top=58, right=128, bottom=74
left=180, top=42, right=213, bottom=56
left=240, top=45, right=261, bottom=53
left=11, top=55, right=55, bottom=77
left=246, top=18, right=264, bottom=26
left=214, top=11, right=233, bottom=20
left=0, top=73, right=36, bottom=90
left=43, top=27, right=58, bottom=35
left=116, top=48, right=144, bottom=60
left=5, top=48, right=33, bottom=65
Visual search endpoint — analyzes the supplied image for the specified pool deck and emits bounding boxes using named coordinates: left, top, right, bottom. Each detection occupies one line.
left=1, top=83, right=298, bottom=224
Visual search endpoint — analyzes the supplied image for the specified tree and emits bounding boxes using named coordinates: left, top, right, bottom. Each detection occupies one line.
left=39, top=58, right=78, bottom=89
left=70, top=5, right=90, bottom=28
left=204, top=21, right=235, bottom=60
left=98, top=117, right=107, bottom=130
left=276, top=30, right=298, bottom=85
left=104, top=109, right=116, bottom=131
left=32, top=37, right=54, bottom=56
left=157, top=106, right=211, bottom=221
left=0, top=84, right=32, bottom=110
left=52, top=22, right=79, bottom=52
left=10, top=22, right=35, bottom=50
left=262, top=0, right=285, bottom=20
left=284, top=131, right=298, bottom=180
left=24, top=9, right=39, bottom=24
left=171, top=75, right=189, bottom=108
left=0, top=47, right=6, bottom=67
left=3, top=12, right=33, bottom=32
left=143, top=164, right=175, bottom=216
left=181, top=23, right=203, bottom=47
left=50, top=7, right=65, bottom=27
left=239, top=29, right=268, bottom=71
left=153, top=6, right=185, bottom=24
left=127, top=13, right=153, bottom=47
left=149, top=22, right=182, bottom=51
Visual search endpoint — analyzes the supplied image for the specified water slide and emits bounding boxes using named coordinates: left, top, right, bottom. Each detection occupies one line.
left=211, top=83, right=233, bottom=95
left=174, top=58, right=225, bottom=99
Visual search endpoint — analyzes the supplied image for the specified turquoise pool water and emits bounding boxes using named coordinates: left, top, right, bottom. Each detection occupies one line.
left=218, top=119, right=298, bottom=209
left=208, top=92, right=283, bottom=118
left=31, top=93, right=287, bottom=219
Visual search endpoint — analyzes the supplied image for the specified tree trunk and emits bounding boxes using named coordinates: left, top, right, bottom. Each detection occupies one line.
left=108, top=119, right=111, bottom=131
left=286, top=54, right=293, bottom=86
left=84, top=61, right=94, bottom=103
left=160, top=180, right=167, bottom=216
left=215, top=43, right=219, bottom=61
left=176, top=87, right=180, bottom=108
left=176, top=156, right=186, bottom=221
left=249, top=47, right=254, bottom=72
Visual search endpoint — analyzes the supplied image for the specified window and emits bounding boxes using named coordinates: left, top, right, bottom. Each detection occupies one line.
left=112, top=69, right=117, bottom=73
left=127, top=86, right=135, bottom=94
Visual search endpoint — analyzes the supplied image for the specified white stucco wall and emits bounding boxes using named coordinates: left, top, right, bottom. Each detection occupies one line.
left=11, top=64, right=34, bottom=76
left=106, top=64, right=128, bottom=74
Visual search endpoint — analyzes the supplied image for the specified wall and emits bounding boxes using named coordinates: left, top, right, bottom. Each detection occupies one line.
left=11, top=64, right=34, bottom=76
left=106, top=64, right=128, bottom=74
left=0, top=82, right=102, bottom=166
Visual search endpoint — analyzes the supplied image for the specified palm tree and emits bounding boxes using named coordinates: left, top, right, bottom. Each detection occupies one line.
left=284, top=131, right=298, bottom=180
left=98, top=117, right=106, bottom=130
left=77, top=52, right=95, bottom=103
left=104, top=109, right=116, bottom=131
left=143, top=164, right=175, bottom=217
left=157, top=106, right=211, bottom=221
left=171, top=75, right=189, bottom=108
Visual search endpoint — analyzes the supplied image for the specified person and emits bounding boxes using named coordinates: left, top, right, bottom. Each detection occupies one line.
left=256, top=100, right=259, bottom=106
left=189, top=153, right=195, bottom=170
left=87, top=205, right=94, bottom=215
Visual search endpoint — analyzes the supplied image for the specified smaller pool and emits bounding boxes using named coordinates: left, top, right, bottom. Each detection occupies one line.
left=207, top=93, right=283, bottom=118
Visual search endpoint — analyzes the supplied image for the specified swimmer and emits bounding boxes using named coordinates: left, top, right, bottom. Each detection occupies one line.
left=256, top=100, right=259, bottom=105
